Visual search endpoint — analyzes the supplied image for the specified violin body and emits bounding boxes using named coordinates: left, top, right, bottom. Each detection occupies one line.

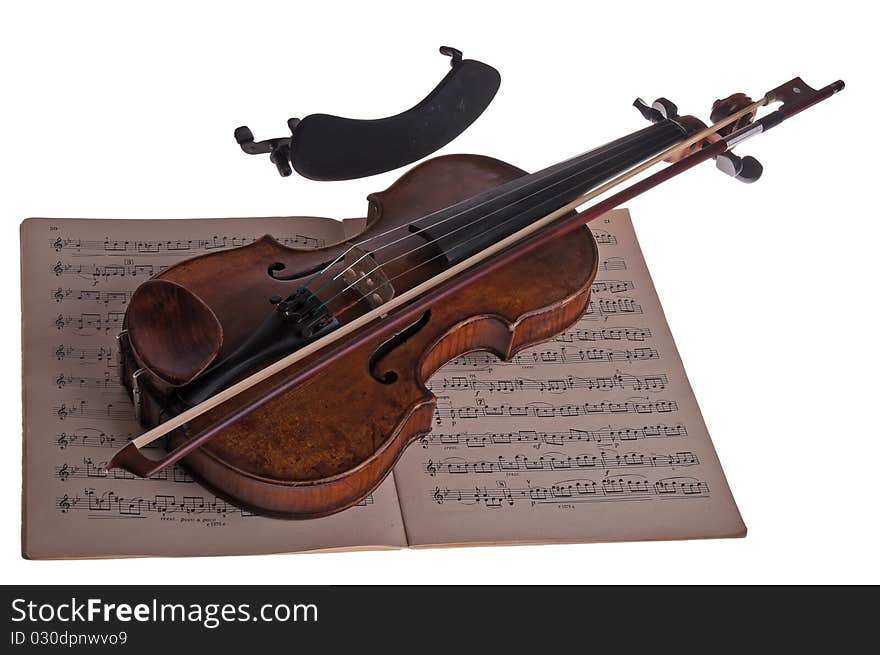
left=114, top=77, right=845, bottom=518
left=120, top=154, right=599, bottom=518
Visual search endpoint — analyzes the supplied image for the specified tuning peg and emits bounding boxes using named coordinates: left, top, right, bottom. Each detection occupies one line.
left=652, top=97, right=678, bottom=119
left=711, top=93, right=757, bottom=136
left=633, top=97, right=679, bottom=123
left=634, top=98, right=659, bottom=122
left=715, top=152, right=763, bottom=183
left=707, top=92, right=765, bottom=183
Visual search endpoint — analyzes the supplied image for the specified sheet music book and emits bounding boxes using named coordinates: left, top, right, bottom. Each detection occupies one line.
left=20, top=209, right=745, bottom=558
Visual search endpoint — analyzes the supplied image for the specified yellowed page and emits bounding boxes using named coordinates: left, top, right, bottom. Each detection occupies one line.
left=395, top=209, right=746, bottom=545
left=21, top=209, right=743, bottom=558
left=20, top=216, right=407, bottom=559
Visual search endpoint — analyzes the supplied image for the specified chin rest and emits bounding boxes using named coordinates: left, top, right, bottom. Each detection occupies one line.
left=126, top=279, right=223, bottom=386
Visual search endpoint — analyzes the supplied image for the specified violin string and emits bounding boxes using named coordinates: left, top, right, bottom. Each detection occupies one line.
left=297, top=143, right=615, bottom=292
left=297, top=127, right=669, bottom=300
left=298, top=135, right=671, bottom=324
left=318, top=178, right=604, bottom=324
left=300, top=164, right=634, bottom=333
left=122, top=99, right=775, bottom=458
left=296, top=130, right=677, bottom=321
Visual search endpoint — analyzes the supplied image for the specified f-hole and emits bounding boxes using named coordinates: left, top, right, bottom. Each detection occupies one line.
left=268, top=259, right=335, bottom=281
left=369, top=310, right=432, bottom=384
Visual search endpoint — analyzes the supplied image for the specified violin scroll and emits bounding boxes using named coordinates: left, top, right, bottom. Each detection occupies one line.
left=632, top=97, right=679, bottom=123
left=709, top=93, right=763, bottom=183
left=710, top=93, right=758, bottom=136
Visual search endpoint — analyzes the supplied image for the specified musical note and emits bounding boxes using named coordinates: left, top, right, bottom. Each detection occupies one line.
left=583, top=298, right=643, bottom=320
left=55, top=489, right=255, bottom=517
left=446, top=346, right=659, bottom=370
left=590, top=279, right=635, bottom=294
left=589, top=228, right=617, bottom=246
left=429, top=372, right=668, bottom=394
left=554, top=325, right=653, bottom=343
left=431, top=476, right=710, bottom=507
left=55, top=489, right=372, bottom=518
left=54, top=312, right=124, bottom=334
left=52, top=261, right=169, bottom=283
left=55, top=457, right=195, bottom=483
left=423, top=450, right=699, bottom=475
left=600, top=257, right=626, bottom=271
left=50, top=288, right=131, bottom=306
left=417, top=424, right=689, bottom=449
left=54, top=428, right=147, bottom=450
left=53, top=399, right=136, bottom=422
left=50, top=234, right=325, bottom=254
left=55, top=371, right=121, bottom=390
left=433, top=398, right=678, bottom=423
left=53, top=345, right=118, bottom=366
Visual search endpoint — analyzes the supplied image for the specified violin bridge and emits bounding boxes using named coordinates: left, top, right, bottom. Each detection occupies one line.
left=342, top=246, right=395, bottom=309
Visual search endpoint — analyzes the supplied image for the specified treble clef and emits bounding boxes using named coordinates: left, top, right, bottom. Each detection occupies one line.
left=57, top=432, right=70, bottom=449
left=55, top=373, right=67, bottom=388
left=53, top=288, right=65, bottom=302
left=56, top=404, right=68, bottom=420
left=58, top=495, right=71, bottom=513
left=58, top=463, right=70, bottom=481
left=52, top=237, right=63, bottom=251
left=53, top=261, right=64, bottom=275
left=432, top=487, right=445, bottom=504
left=55, top=345, right=66, bottom=360
left=426, top=459, right=437, bottom=477
left=55, top=314, right=66, bottom=330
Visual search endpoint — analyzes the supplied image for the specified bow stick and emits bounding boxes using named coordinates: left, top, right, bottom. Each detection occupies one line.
left=110, top=76, right=843, bottom=477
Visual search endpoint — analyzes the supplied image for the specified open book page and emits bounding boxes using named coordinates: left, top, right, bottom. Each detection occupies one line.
left=21, top=209, right=743, bottom=558
left=20, top=216, right=407, bottom=559
left=395, top=209, right=746, bottom=545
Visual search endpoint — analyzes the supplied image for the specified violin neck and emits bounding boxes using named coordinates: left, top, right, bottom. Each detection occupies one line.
left=409, top=119, right=688, bottom=265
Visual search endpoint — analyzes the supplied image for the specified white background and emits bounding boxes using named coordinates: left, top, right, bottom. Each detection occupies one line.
left=2, top=1, right=876, bottom=584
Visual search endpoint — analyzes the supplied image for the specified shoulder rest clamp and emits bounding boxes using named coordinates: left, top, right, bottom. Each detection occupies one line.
left=233, top=46, right=501, bottom=181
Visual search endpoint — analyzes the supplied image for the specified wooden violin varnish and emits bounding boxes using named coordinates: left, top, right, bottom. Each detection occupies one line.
left=104, top=75, right=844, bottom=519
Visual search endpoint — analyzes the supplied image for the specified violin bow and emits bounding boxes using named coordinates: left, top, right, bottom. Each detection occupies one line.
left=110, top=76, right=844, bottom=478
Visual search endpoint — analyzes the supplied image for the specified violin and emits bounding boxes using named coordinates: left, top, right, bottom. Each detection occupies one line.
left=109, top=76, right=843, bottom=518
